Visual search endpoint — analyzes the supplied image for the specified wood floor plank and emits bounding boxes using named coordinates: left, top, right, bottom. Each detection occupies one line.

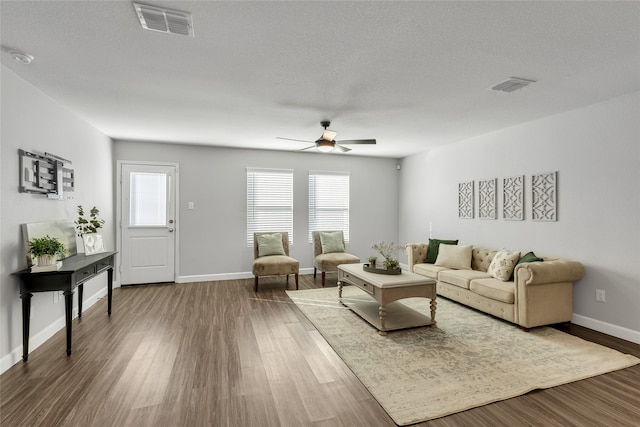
left=1, top=275, right=639, bottom=427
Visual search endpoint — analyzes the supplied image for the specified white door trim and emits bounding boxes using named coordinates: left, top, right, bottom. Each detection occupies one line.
left=116, top=160, right=179, bottom=285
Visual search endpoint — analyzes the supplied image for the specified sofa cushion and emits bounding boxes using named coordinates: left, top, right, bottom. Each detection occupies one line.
left=413, top=263, right=449, bottom=280
left=471, top=248, right=498, bottom=272
left=315, top=252, right=360, bottom=271
left=438, top=269, right=492, bottom=289
left=487, top=250, right=521, bottom=281
left=257, top=233, right=286, bottom=257
left=435, top=244, right=472, bottom=270
left=469, top=278, right=515, bottom=304
left=426, top=238, right=458, bottom=263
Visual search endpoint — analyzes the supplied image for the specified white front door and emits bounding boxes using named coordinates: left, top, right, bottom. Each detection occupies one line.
left=119, top=163, right=177, bottom=285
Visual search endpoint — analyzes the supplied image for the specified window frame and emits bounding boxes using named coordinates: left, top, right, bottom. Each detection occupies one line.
left=308, top=170, right=351, bottom=243
left=246, top=167, right=294, bottom=246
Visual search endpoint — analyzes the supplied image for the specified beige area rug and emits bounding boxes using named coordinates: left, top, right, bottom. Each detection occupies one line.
left=286, top=286, right=640, bottom=426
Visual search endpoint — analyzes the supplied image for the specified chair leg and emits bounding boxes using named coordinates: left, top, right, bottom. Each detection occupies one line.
left=295, top=274, right=299, bottom=290
left=313, top=267, right=317, bottom=279
left=254, top=276, right=259, bottom=292
left=322, top=271, right=326, bottom=287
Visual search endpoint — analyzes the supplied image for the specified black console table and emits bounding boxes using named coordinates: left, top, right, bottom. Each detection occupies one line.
left=13, top=251, right=117, bottom=361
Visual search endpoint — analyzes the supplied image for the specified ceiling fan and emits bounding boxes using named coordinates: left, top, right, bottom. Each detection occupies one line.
left=277, top=121, right=376, bottom=153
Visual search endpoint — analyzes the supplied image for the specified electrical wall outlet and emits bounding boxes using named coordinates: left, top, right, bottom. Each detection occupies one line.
left=596, top=289, right=606, bottom=303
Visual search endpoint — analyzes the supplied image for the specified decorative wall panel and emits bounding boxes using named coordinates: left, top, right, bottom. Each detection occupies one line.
left=458, top=181, right=474, bottom=219
left=478, top=178, right=497, bottom=220
left=503, top=175, right=524, bottom=220
left=532, top=172, right=557, bottom=221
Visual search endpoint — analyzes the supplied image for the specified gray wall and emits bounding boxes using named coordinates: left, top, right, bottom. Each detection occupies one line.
left=398, top=91, right=640, bottom=343
left=1, top=66, right=115, bottom=370
left=114, top=141, right=400, bottom=279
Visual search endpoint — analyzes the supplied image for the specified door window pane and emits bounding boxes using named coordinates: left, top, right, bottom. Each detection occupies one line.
left=130, top=172, right=167, bottom=226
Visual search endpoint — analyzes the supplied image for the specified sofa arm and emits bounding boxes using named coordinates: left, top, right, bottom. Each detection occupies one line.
left=405, top=243, right=428, bottom=272
left=515, top=259, right=585, bottom=286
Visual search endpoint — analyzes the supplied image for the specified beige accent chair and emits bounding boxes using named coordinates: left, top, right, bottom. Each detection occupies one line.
left=312, top=230, right=360, bottom=287
left=252, top=231, right=299, bottom=292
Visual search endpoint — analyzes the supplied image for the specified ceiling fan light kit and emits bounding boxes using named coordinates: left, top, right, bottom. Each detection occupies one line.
left=315, top=140, right=335, bottom=153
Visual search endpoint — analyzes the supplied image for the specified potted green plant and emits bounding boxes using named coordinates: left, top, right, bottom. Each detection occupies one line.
left=28, top=235, right=66, bottom=266
left=369, top=241, right=402, bottom=274
left=367, top=255, right=378, bottom=268
left=75, top=205, right=105, bottom=236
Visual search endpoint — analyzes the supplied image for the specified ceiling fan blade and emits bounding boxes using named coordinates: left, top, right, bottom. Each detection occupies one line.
left=334, top=144, right=351, bottom=153
left=299, top=145, right=317, bottom=151
left=276, top=136, right=313, bottom=143
left=336, top=139, right=376, bottom=145
left=322, top=130, right=337, bottom=142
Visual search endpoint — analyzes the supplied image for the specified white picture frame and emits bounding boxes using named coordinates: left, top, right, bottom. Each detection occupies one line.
left=82, top=233, right=106, bottom=255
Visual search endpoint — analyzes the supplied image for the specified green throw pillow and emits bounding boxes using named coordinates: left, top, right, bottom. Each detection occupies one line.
left=426, top=238, right=459, bottom=263
left=511, top=251, right=543, bottom=280
left=257, top=233, right=285, bottom=257
left=319, top=231, right=345, bottom=254
left=517, top=251, right=543, bottom=265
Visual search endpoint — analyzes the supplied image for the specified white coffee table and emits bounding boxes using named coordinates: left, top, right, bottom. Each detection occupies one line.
left=337, top=263, right=437, bottom=335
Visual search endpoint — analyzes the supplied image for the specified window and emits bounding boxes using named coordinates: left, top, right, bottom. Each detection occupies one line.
left=247, top=168, right=293, bottom=246
left=129, top=172, right=167, bottom=226
left=308, top=170, right=350, bottom=243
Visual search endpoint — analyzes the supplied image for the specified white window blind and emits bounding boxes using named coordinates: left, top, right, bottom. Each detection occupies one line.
left=309, top=170, right=350, bottom=243
left=247, top=168, right=293, bottom=246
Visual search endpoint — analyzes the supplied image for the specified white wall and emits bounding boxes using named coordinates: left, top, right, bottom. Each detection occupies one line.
left=399, top=91, right=640, bottom=343
left=114, top=141, right=400, bottom=280
left=1, top=66, right=114, bottom=371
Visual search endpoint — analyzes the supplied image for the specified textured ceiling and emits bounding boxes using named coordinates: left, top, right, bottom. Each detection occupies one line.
left=1, top=1, right=639, bottom=158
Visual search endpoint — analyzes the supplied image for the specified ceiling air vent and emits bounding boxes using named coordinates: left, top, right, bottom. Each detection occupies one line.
left=134, top=3, right=194, bottom=37
left=491, top=77, right=536, bottom=93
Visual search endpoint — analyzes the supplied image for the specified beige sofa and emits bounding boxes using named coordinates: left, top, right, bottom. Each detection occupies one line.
left=405, top=243, right=585, bottom=330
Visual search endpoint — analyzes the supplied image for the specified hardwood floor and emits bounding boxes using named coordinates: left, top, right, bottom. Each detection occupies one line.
left=2, top=274, right=639, bottom=426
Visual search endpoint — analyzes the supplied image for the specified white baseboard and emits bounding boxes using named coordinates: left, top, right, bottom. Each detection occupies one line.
left=177, top=267, right=316, bottom=283
left=1, top=286, right=110, bottom=374
left=572, top=313, right=640, bottom=345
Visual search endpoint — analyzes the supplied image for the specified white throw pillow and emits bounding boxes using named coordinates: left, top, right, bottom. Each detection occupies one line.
left=487, top=250, right=521, bottom=281
left=319, top=231, right=345, bottom=254
left=434, top=244, right=473, bottom=270
left=257, top=233, right=285, bottom=257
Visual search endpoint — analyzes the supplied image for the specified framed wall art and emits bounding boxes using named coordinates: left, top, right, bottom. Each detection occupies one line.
left=478, top=178, right=497, bottom=220
left=532, top=171, right=557, bottom=221
left=458, top=181, right=474, bottom=219
left=503, top=175, right=524, bottom=220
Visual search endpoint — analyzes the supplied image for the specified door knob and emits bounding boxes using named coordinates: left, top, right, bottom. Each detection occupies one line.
left=169, top=228, right=174, bottom=232
left=169, top=219, right=174, bottom=224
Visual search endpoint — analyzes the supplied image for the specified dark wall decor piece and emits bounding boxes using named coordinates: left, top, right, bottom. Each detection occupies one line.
left=503, top=175, right=524, bottom=220
left=18, top=149, right=74, bottom=199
